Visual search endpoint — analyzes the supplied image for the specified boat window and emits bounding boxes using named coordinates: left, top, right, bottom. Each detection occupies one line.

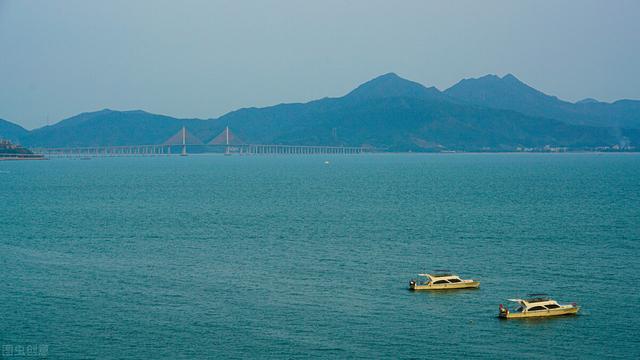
left=433, top=280, right=449, bottom=284
left=526, top=297, right=549, bottom=303
left=545, top=304, right=560, bottom=309
left=448, top=278, right=461, bottom=283
left=528, top=306, right=546, bottom=311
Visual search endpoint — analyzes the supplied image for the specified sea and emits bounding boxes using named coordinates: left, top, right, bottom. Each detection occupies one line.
left=1, top=153, right=639, bottom=359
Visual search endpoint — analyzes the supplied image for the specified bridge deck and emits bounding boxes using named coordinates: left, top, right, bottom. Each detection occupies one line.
left=33, top=144, right=373, bottom=157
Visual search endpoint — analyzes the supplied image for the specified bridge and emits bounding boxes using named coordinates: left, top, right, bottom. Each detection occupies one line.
left=33, top=127, right=373, bottom=158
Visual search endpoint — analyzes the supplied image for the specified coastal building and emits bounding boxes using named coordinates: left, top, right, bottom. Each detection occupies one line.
left=0, top=139, right=44, bottom=160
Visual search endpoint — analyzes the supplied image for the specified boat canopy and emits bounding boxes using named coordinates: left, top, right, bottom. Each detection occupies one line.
left=418, top=273, right=456, bottom=277
left=507, top=297, right=556, bottom=305
left=418, top=273, right=460, bottom=281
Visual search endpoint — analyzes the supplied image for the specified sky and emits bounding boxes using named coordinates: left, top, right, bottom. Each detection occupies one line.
left=1, top=0, right=639, bottom=129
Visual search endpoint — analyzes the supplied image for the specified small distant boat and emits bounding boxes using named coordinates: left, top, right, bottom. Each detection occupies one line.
left=324, top=160, right=330, bottom=165
left=499, top=294, right=579, bottom=319
left=409, top=271, right=480, bottom=290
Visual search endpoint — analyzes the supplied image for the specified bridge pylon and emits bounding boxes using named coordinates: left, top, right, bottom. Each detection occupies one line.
left=208, top=126, right=243, bottom=155
left=181, top=126, right=187, bottom=156
left=162, top=126, right=204, bottom=156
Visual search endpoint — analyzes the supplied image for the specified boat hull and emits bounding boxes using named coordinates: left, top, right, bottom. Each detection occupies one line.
left=410, top=281, right=480, bottom=291
left=500, top=306, right=579, bottom=319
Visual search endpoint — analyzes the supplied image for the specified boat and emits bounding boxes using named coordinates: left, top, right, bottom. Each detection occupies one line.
left=499, top=294, right=579, bottom=319
left=409, top=271, right=480, bottom=290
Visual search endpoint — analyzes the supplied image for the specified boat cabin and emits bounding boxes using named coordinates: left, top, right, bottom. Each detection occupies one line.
left=417, top=273, right=466, bottom=285
left=410, top=270, right=479, bottom=290
left=505, top=294, right=564, bottom=312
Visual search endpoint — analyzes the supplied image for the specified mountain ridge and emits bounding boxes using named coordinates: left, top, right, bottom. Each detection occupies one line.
left=444, top=73, right=640, bottom=129
left=3, top=72, right=639, bottom=151
left=344, top=72, right=450, bottom=102
left=0, top=118, right=29, bottom=144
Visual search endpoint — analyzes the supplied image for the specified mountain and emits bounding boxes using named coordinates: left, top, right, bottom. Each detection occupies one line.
left=576, top=98, right=600, bottom=104
left=219, top=93, right=638, bottom=151
left=213, top=73, right=639, bottom=151
left=444, top=74, right=640, bottom=129
left=11, top=73, right=640, bottom=151
left=0, top=118, right=29, bottom=143
left=23, top=109, right=213, bottom=147
left=344, top=72, right=451, bottom=102
left=213, top=73, right=465, bottom=146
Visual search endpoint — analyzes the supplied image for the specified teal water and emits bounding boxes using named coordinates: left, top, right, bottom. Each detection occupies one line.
left=1, top=154, right=639, bottom=359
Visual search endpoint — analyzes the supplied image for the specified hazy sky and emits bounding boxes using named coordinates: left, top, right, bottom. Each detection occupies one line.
left=1, top=0, right=639, bottom=129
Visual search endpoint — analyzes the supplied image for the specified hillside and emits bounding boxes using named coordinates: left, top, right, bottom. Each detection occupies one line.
left=0, top=118, right=29, bottom=143
left=24, top=109, right=213, bottom=147
left=7, top=73, right=640, bottom=151
left=445, top=74, right=640, bottom=129
left=215, top=73, right=639, bottom=150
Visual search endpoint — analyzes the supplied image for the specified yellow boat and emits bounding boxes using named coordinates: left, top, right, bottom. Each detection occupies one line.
left=409, top=272, right=480, bottom=290
left=499, top=294, right=580, bottom=319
